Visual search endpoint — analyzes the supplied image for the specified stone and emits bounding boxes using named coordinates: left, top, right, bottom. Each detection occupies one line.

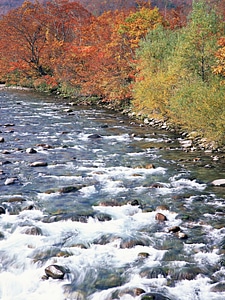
left=168, top=226, right=181, bottom=233
left=141, top=292, right=172, bottom=299
left=176, top=231, right=188, bottom=239
left=36, top=143, right=53, bottom=149
left=4, top=177, right=18, bottom=185
left=21, top=226, right=42, bottom=235
left=45, top=264, right=69, bottom=279
left=0, top=206, right=6, bottom=214
left=30, top=161, right=48, bottom=167
left=8, top=196, right=26, bottom=202
left=137, top=252, right=150, bottom=259
left=0, top=137, right=4, bottom=142
left=2, top=150, right=10, bottom=154
left=129, top=199, right=140, bottom=206
left=210, top=179, right=225, bottom=187
left=135, top=288, right=146, bottom=296
left=26, top=148, right=37, bottom=154
left=155, top=212, right=167, bottom=221
left=156, top=205, right=169, bottom=211
left=150, top=183, right=164, bottom=188
left=88, top=134, right=102, bottom=139
left=210, top=282, right=225, bottom=293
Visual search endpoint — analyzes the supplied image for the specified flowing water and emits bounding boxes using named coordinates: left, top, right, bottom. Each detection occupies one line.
left=0, top=88, right=225, bottom=300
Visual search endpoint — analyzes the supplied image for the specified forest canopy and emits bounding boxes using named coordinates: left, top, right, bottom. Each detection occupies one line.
left=0, top=0, right=224, bottom=146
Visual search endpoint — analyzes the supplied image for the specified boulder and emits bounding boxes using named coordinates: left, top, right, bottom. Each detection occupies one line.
left=210, top=179, right=225, bottom=187
left=44, top=264, right=69, bottom=279
left=155, top=212, right=167, bottom=221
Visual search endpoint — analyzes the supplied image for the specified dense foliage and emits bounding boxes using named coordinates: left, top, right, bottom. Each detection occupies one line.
left=0, top=0, right=224, bottom=145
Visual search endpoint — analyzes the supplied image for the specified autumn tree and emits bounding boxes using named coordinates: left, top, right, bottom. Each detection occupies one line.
left=0, top=1, right=49, bottom=83
left=213, top=37, right=225, bottom=81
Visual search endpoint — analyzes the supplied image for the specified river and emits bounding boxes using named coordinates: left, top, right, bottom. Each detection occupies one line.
left=0, top=88, right=225, bottom=300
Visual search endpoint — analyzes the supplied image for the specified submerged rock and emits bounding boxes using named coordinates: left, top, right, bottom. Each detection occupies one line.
left=21, top=226, right=43, bottom=235
left=88, top=133, right=102, bottom=139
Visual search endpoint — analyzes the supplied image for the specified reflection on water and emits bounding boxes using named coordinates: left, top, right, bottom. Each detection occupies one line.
left=0, top=89, right=225, bottom=300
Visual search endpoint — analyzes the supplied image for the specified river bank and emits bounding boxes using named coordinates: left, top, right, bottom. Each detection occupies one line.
left=1, top=83, right=225, bottom=155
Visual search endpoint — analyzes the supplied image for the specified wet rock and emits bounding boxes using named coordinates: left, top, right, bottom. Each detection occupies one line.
left=70, top=243, right=88, bottom=249
left=88, top=133, right=102, bottom=139
left=137, top=252, right=150, bottom=259
left=95, top=271, right=122, bottom=289
left=120, top=236, right=150, bottom=249
left=32, top=247, right=61, bottom=263
left=21, top=226, right=43, bottom=235
left=2, top=150, right=10, bottom=154
left=63, top=286, right=85, bottom=300
left=156, top=205, right=169, bottom=211
left=4, top=123, right=15, bottom=127
left=44, top=264, right=69, bottom=279
left=0, top=160, right=12, bottom=165
left=168, top=226, right=181, bottom=233
left=176, top=231, right=188, bottom=239
left=155, top=212, right=167, bottom=221
left=129, top=199, right=140, bottom=206
left=94, top=212, right=112, bottom=222
left=7, top=196, right=26, bottom=202
left=0, top=232, right=4, bottom=239
left=0, top=137, right=4, bottom=142
left=36, top=143, right=53, bottom=149
left=210, top=282, right=225, bottom=293
left=93, top=233, right=119, bottom=245
left=44, top=185, right=85, bottom=194
left=141, top=292, right=172, bottom=300
left=58, top=185, right=84, bottom=194
left=139, top=267, right=167, bottom=279
left=150, top=183, right=164, bottom=188
left=136, top=164, right=155, bottom=169
left=26, top=147, right=37, bottom=154
left=4, top=177, right=18, bottom=185
left=30, top=161, right=48, bottom=167
left=97, top=200, right=122, bottom=206
left=210, top=179, right=225, bottom=187
left=135, top=288, right=146, bottom=296
left=168, top=266, right=204, bottom=281
left=0, top=206, right=6, bottom=214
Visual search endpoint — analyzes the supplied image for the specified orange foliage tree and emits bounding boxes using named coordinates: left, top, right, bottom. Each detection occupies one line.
left=213, top=37, right=225, bottom=81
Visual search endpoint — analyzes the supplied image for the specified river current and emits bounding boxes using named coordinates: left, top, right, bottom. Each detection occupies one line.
left=0, top=88, right=225, bottom=300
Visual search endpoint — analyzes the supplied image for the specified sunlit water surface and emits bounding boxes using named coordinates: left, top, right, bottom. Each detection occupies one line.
left=0, top=89, right=225, bottom=300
